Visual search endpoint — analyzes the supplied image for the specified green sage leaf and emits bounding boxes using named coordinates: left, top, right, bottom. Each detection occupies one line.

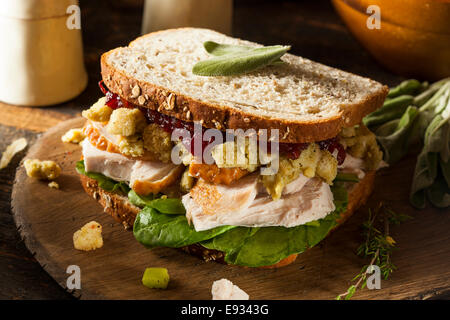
left=193, top=44, right=290, bottom=76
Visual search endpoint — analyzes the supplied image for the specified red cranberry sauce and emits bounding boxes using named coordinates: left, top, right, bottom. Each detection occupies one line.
left=98, top=81, right=131, bottom=109
left=317, top=137, right=346, bottom=165
left=98, top=81, right=345, bottom=163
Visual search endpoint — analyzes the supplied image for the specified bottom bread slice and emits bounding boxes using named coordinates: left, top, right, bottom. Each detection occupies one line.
left=80, top=171, right=375, bottom=268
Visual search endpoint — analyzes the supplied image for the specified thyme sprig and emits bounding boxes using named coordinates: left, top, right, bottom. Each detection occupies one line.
left=336, top=203, right=411, bottom=300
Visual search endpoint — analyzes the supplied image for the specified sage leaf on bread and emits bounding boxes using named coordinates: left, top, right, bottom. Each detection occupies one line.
left=193, top=43, right=290, bottom=76
left=386, top=79, right=422, bottom=99
left=203, top=41, right=284, bottom=64
left=203, top=41, right=255, bottom=56
left=366, top=78, right=450, bottom=208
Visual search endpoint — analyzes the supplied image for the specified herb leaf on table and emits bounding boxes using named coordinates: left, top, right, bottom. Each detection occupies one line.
left=364, top=78, right=450, bottom=208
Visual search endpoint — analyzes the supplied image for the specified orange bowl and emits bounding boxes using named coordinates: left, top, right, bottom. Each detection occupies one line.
left=332, top=0, right=450, bottom=80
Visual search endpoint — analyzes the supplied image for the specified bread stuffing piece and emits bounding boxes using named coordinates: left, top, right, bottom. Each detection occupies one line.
left=23, top=159, right=61, bottom=180
left=315, top=150, right=338, bottom=184
left=82, top=97, right=112, bottom=122
left=61, top=128, right=86, bottom=144
left=107, top=108, right=147, bottom=136
left=118, top=135, right=144, bottom=157
left=211, top=137, right=270, bottom=172
left=143, top=123, right=173, bottom=163
left=48, top=181, right=59, bottom=189
left=211, top=279, right=249, bottom=300
left=262, top=143, right=337, bottom=199
left=73, top=221, right=103, bottom=251
left=339, top=124, right=383, bottom=170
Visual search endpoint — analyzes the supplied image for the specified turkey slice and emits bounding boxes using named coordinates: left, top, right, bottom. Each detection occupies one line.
left=81, top=139, right=183, bottom=195
left=182, top=173, right=335, bottom=231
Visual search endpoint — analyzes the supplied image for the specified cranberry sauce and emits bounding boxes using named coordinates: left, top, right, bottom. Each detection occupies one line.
left=317, top=137, right=346, bottom=165
left=98, top=81, right=131, bottom=109
left=98, top=81, right=346, bottom=163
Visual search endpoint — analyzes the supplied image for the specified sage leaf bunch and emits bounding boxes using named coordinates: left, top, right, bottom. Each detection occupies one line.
left=363, top=78, right=450, bottom=208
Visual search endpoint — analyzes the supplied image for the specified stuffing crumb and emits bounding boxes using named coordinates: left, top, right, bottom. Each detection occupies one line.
left=262, top=143, right=337, bottom=200
left=48, top=181, right=59, bottom=189
left=73, top=221, right=103, bottom=251
left=212, top=279, right=249, bottom=300
left=142, top=123, right=173, bottom=163
left=61, top=128, right=86, bottom=144
left=24, top=159, right=61, bottom=180
left=107, top=108, right=147, bottom=136
left=339, top=124, right=383, bottom=170
left=118, top=135, right=144, bottom=157
left=81, top=97, right=113, bottom=122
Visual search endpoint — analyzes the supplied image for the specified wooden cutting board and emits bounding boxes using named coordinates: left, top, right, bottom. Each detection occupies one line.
left=11, top=118, right=450, bottom=300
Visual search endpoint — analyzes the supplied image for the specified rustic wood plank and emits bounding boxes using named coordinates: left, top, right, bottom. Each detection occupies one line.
left=10, top=118, right=450, bottom=300
left=0, top=103, right=73, bottom=133
left=0, top=125, right=73, bottom=299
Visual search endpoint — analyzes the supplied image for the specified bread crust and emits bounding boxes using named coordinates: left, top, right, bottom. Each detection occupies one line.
left=100, top=28, right=388, bottom=144
left=79, top=170, right=375, bottom=268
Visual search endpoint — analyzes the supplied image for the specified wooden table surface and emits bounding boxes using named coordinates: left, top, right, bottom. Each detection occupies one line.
left=0, top=0, right=446, bottom=299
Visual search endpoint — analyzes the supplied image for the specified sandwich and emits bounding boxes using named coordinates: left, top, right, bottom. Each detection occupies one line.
left=77, top=28, right=388, bottom=268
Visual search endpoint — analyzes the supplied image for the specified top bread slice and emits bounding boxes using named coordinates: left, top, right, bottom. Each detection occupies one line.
left=101, top=28, right=388, bottom=143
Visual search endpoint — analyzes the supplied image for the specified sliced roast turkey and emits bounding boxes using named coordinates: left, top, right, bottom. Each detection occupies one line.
left=182, top=172, right=335, bottom=231
left=81, top=139, right=183, bottom=195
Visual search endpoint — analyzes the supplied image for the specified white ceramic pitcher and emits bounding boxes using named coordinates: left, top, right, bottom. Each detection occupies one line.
left=0, top=0, right=88, bottom=106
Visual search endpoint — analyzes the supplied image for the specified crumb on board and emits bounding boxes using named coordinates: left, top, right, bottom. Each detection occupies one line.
left=211, top=279, right=249, bottom=300
left=48, top=181, right=59, bottom=189
left=61, top=128, right=86, bottom=144
left=23, top=159, right=61, bottom=180
left=73, top=221, right=103, bottom=251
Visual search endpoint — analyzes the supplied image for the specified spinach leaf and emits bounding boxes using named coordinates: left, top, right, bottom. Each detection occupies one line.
left=200, top=184, right=348, bottom=267
left=200, top=213, right=340, bottom=267
left=128, top=190, right=155, bottom=208
left=128, top=190, right=185, bottom=214
left=133, top=207, right=235, bottom=248
left=76, top=160, right=130, bottom=194
left=132, top=184, right=348, bottom=267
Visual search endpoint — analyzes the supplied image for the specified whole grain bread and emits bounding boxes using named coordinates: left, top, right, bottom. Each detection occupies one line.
left=80, top=171, right=375, bottom=268
left=101, top=28, right=388, bottom=143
